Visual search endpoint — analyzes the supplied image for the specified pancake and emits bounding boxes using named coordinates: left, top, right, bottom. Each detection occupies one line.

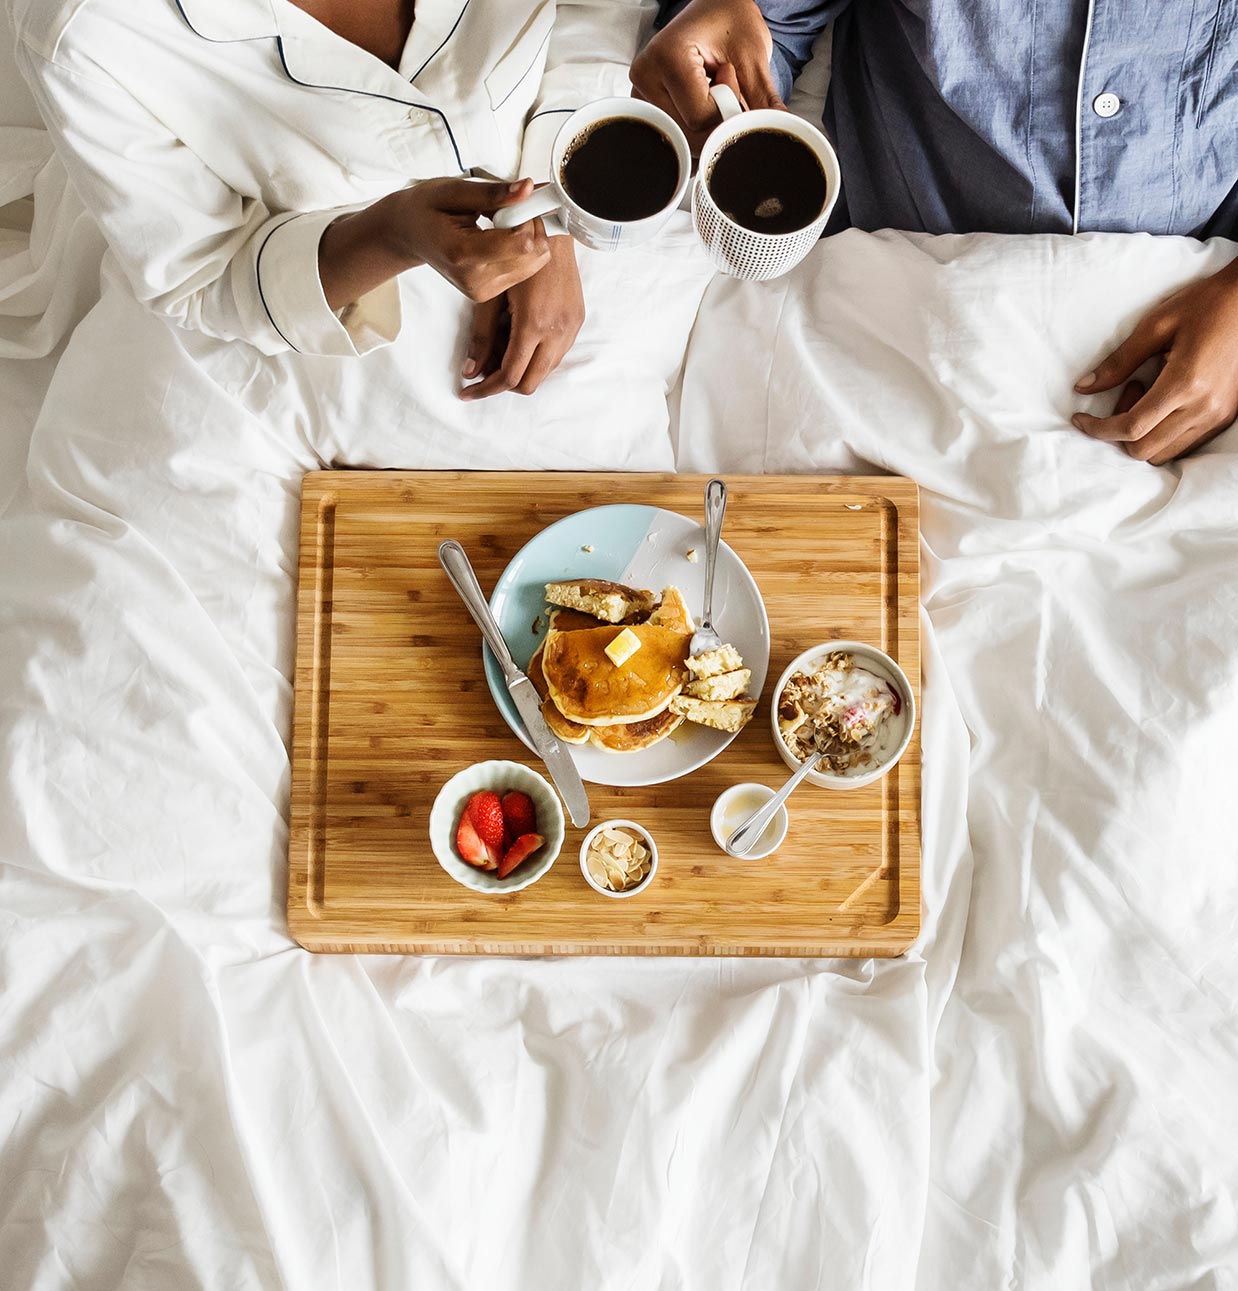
left=648, top=584, right=695, bottom=635
left=684, top=668, right=751, bottom=701
left=548, top=606, right=607, bottom=632
left=547, top=585, right=691, bottom=636
left=685, top=642, right=744, bottom=679
left=551, top=604, right=651, bottom=632
left=527, top=644, right=590, bottom=744
left=669, top=695, right=757, bottom=733
left=588, top=709, right=684, bottom=753
left=542, top=622, right=690, bottom=725
left=531, top=638, right=680, bottom=749
left=527, top=643, right=550, bottom=694
left=543, top=697, right=590, bottom=743
left=544, top=579, right=656, bottom=624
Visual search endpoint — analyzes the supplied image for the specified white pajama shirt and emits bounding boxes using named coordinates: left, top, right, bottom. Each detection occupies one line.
left=8, top=0, right=650, bottom=356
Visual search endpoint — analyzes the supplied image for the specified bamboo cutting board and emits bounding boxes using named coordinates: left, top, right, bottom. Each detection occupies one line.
left=287, top=472, right=920, bottom=956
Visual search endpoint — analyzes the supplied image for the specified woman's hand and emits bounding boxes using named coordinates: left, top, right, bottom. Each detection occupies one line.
left=1072, top=260, right=1238, bottom=464
left=459, top=235, right=585, bottom=400
left=319, top=177, right=550, bottom=311
left=390, top=177, right=552, bottom=302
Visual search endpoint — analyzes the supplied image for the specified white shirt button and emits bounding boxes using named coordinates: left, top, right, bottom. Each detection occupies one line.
left=407, top=107, right=420, bottom=122
left=1093, top=91, right=1121, bottom=118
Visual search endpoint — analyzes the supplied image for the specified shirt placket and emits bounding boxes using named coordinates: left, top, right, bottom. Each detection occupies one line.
left=1073, top=0, right=1192, bottom=234
left=391, top=102, right=459, bottom=175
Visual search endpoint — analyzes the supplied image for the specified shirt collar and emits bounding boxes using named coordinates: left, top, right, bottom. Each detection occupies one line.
left=273, top=3, right=415, bottom=99
left=172, top=0, right=279, bottom=43
left=176, top=0, right=435, bottom=109
left=172, top=0, right=460, bottom=166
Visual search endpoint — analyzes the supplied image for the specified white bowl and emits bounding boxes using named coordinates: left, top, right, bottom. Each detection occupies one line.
left=769, top=641, right=916, bottom=790
left=429, top=760, right=565, bottom=894
left=710, top=783, right=790, bottom=859
left=578, top=819, right=659, bottom=899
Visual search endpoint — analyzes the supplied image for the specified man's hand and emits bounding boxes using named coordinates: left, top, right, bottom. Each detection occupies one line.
left=1072, top=260, right=1238, bottom=465
left=630, top=0, right=783, bottom=152
left=460, top=235, right=585, bottom=400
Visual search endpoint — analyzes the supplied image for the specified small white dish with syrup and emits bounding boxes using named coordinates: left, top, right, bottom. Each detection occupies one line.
left=710, top=783, right=789, bottom=859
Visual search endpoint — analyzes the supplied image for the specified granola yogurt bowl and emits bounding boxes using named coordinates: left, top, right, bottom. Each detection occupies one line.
left=770, top=641, right=915, bottom=790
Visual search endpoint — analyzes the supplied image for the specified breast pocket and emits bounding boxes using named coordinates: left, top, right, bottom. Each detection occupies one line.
left=483, top=2, right=555, bottom=111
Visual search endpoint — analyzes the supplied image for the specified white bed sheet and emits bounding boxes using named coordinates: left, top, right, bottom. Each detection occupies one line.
left=676, top=229, right=1238, bottom=1287
left=2, top=136, right=1237, bottom=1291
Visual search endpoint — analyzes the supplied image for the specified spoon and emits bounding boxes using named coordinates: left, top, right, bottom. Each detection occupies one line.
left=689, top=477, right=727, bottom=659
left=726, top=752, right=822, bottom=856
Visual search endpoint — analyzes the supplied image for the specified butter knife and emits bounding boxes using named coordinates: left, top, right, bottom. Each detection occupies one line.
left=437, top=540, right=590, bottom=828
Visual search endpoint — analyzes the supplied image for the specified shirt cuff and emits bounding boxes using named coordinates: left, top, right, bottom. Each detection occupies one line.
left=769, top=41, right=797, bottom=103
left=253, top=209, right=402, bottom=357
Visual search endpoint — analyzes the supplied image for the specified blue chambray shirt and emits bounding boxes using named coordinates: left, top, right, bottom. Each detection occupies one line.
left=661, top=1, right=1238, bottom=237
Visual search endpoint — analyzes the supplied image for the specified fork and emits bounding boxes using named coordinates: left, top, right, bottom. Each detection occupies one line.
left=689, top=477, right=728, bottom=659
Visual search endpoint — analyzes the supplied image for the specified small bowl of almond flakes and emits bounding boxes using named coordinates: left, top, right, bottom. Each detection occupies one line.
left=579, top=820, right=659, bottom=899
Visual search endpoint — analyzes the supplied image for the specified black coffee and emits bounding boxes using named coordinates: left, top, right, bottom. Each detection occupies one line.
left=706, top=129, right=827, bottom=234
left=561, top=118, right=680, bottom=222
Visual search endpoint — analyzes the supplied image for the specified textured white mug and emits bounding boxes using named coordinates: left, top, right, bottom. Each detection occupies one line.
left=494, top=97, right=690, bottom=251
left=693, top=85, right=842, bottom=281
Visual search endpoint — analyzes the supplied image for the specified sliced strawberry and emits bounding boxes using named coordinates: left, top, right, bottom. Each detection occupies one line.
left=496, top=832, right=544, bottom=880
left=455, top=812, right=499, bottom=870
left=466, top=790, right=506, bottom=852
left=500, top=790, right=537, bottom=838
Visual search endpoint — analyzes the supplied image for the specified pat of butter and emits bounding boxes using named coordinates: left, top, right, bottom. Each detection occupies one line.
left=604, top=626, right=642, bottom=667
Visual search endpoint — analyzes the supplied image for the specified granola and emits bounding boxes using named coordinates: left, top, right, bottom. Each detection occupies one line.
left=777, top=651, right=905, bottom=775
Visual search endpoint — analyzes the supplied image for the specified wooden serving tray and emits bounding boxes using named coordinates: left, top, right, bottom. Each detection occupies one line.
left=288, top=472, right=920, bottom=957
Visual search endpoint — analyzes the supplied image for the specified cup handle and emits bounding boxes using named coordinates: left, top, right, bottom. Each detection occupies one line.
left=709, top=83, right=745, bottom=122
left=493, top=186, right=568, bottom=236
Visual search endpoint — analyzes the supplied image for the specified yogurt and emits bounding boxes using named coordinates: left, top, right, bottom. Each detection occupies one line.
left=777, top=651, right=907, bottom=777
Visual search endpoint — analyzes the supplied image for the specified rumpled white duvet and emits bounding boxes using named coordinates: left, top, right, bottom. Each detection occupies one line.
left=3, top=117, right=1238, bottom=1291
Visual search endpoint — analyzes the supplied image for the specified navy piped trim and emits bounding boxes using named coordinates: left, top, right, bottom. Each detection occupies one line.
left=410, top=0, right=472, bottom=83
left=255, top=212, right=304, bottom=353
left=529, top=108, right=576, bottom=121
left=174, top=3, right=464, bottom=172
left=171, top=0, right=272, bottom=44
left=274, top=37, right=464, bottom=172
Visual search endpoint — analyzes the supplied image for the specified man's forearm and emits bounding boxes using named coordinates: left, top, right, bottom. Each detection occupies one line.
left=654, top=0, right=842, bottom=96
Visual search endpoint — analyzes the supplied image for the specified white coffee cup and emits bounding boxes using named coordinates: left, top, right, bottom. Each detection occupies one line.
left=693, top=84, right=842, bottom=281
left=494, top=97, right=690, bottom=251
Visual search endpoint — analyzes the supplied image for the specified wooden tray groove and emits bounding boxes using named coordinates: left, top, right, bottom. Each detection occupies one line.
left=287, top=472, right=920, bottom=956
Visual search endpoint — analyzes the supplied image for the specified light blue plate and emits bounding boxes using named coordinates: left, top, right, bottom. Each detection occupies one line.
left=483, top=504, right=770, bottom=787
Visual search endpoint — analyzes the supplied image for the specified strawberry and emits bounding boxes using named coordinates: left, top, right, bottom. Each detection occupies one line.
left=500, top=790, right=537, bottom=839
left=466, top=790, right=506, bottom=853
left=496, top=832, right=544, bottom=880
left=455, top=812, right=499, bottom=870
